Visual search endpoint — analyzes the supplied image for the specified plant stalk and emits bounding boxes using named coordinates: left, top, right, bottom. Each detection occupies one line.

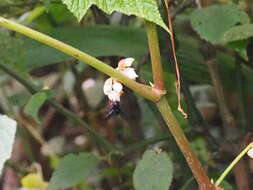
left=145, top=22, right=165, bottom=91
left=215, top=142, right=253, bottom=186
left=146, top=19, right=214, bottom=190
left=156, top=97, right=216, bottom=190
left=0, top=17, right=161, bottom=102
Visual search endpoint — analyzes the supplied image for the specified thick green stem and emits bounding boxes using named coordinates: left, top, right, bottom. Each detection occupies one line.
left=145, top=22, right=165, bottom=91
left=0, top=17, right=161, bottom=102
left=156, top=97, right=216, bottom=190
left=146, top=19, right=214, bottom=190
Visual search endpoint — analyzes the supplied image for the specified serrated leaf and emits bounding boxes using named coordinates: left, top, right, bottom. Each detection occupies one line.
left=191, top=4, right=250, bottom=44
left=48, top=153, right=99, bottom=190
left=133, top=150, right=173, bottom=190
left=0, top=114, right=17, bottom=175
left=222, top=24, right=253, bottom=43
left=61, top=0, right=170, bottom=33
left=24, top=92, right=47, bottom=123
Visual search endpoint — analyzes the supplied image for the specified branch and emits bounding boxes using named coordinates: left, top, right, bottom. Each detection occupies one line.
left=146, top=19, right=214, bottom=190
left=0, top=17, right=161, bottom=102
left=145, top=22, right=165, bottom=91
left=156, top=97, right=216, bottom=190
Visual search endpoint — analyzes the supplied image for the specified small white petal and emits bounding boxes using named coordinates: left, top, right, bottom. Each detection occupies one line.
left=108, top=91, right=121, bottom=102
left=123, top=58, right=135, bottom=67
left=103, top=78, right=113, bottom=95
left=121, top=68, right=138, bottom=80
left=247, top=148, right=253, bottom=158
left=118, top=58, right=135, bottom=67
left=112, top=82, right=123, bottom=93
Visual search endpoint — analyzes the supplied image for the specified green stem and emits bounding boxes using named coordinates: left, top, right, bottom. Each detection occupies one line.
left=0, top=17, right=161, bottom=102
left=146, top=20, right=214, bottom=190
left=145, top=22, right=165, bottom=91
left=0, top=62, right=116, bottom=152
left=156, top=97, right=215, bottom=190
left=215, top=142, right=253, bottom=186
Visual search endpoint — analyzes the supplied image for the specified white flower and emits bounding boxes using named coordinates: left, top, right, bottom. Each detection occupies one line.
left=108, top=90, right=121, bottom=102
left=120, top=68, right=138, bottom=80
left=247, top=148, right=253, bottom=158
left=117, top=58, right=138, bottom=80
left=103, top=58, right=138, bottom=101
left=103, top=78, right=123, bottom=102
left=112, top=82, right=123, bottom=93
left=118, top=57, right=135, bottom=67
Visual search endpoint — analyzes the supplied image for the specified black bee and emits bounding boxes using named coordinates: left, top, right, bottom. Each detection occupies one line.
left=103, top=89, right=144, bottom=138
left=104, top=101, right=121, bottom=120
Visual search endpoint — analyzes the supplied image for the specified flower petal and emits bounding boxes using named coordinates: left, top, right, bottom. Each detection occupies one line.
left=103, top=78, right=113, bottom=95
left=112, top=82, right=123, bottom=93
left=118, top=58, right=135, bottom=68
left=247, top=148, right=253, bottom=159
left=123, top=58, right=135, bottom=67
left=108, top=91, right=121, bottom=102
left=121, top=68, right=138, bottom=79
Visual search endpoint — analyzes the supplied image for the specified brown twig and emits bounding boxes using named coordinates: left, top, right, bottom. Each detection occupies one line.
left=164, top=0, right=187, bottom=118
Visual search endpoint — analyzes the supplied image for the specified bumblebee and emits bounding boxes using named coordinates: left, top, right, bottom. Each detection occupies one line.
left=104, top=101, right=121, bottom=120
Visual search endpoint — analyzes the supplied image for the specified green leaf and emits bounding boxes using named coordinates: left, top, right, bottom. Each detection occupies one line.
left=48, top=153, right=99, bottom=190
left=227, top=40, right=248, bottom=60
left=220, top=180, right=235, bottom=190
left=191, top=4, right=250, bottom=44
left=24, top=92, right=47, bottom=123
left=0, top=32, right=27, bottom=72
left=0, top=114, right=17, bottom=175
left=61, top=0, right=170, bottom=33
left=133, top=150, right=173, bottom=190
left=8, top=92, right=30, bottom=107
left=24, top=25, right=148, bottom=70
left=222, top=24, right=253, bottom=43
